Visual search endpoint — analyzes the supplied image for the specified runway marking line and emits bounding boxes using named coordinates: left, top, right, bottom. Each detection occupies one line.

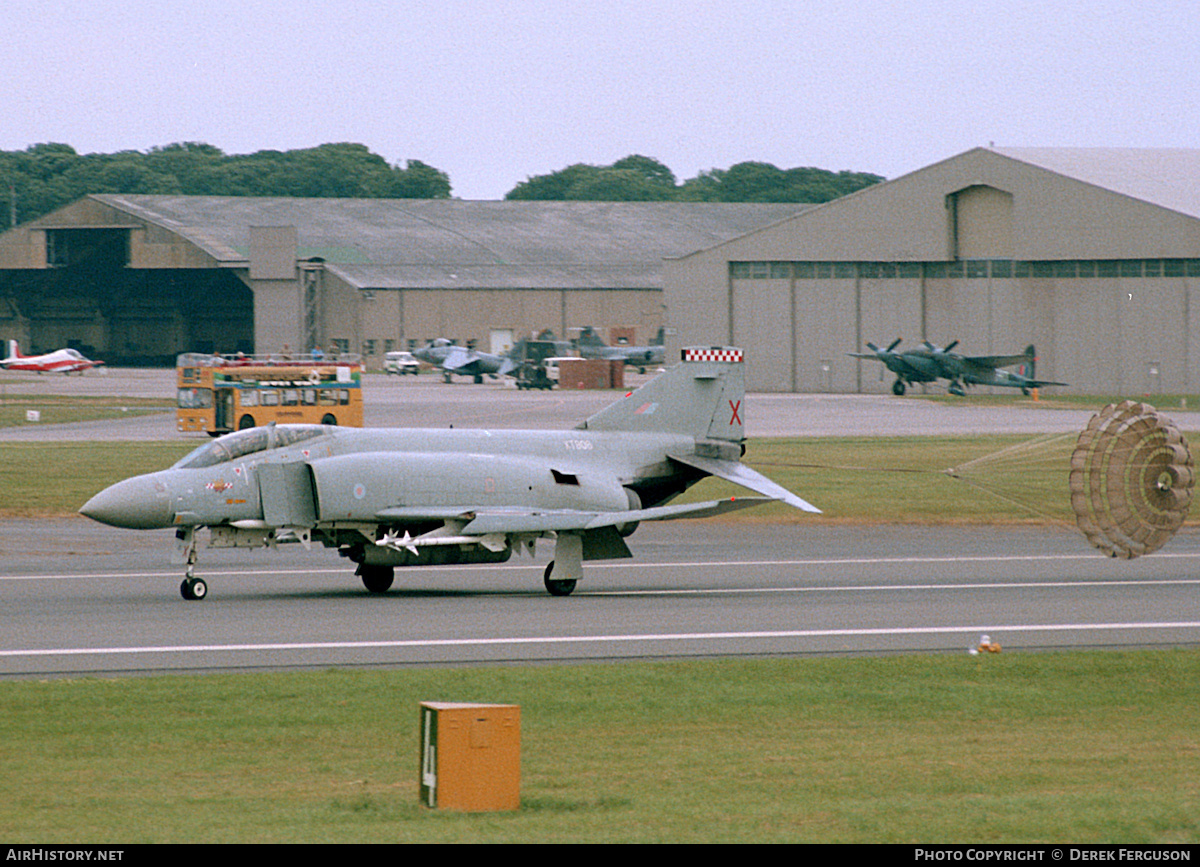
left=5, top=549, right=1200, bottom=582
left=3, top=621, right=1200, bottom=659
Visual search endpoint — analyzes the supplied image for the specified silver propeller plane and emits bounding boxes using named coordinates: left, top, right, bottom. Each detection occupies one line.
left=80, top=346, right=819, bottom=600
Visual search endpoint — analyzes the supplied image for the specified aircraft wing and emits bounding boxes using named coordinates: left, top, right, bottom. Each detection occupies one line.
left=668, top=452, right=822, bottom=513
left=373, top=498, right=775, bottom=535
left=459, top=497, right=775, bottom=535
left=440, top=347, right=478, bottom=372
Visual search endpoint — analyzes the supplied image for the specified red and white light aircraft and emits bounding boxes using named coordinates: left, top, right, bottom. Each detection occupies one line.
left=1, top=340, right=104, bottom=373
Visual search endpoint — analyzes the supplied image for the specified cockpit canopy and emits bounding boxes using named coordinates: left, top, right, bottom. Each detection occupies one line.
left=174, top=424, right=330, bottom=469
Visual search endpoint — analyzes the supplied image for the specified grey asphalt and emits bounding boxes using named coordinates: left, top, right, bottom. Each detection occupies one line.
left=2, top=367, right=1198, bottom=676
left=6, top=366, right=1198, bottom=440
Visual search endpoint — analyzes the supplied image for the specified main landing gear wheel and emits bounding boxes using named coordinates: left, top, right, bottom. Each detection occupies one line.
left=358, top=564, right=395, bottom=594
left=892, top=379, right=906, bottom=396
left=543, top=561, right=577, bottom=596
left=180, top=576, right=208, bottom=600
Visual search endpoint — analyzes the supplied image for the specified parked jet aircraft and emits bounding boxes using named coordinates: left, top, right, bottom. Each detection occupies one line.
left=850, top=339, right=1066, bottom=396
left=1, top=340, right=104, bottom=373
left=574, top=326, right=665, bottom=372
left=413, top=338, right=516, bottom=383
left=80, top=347, right=819, bottom=600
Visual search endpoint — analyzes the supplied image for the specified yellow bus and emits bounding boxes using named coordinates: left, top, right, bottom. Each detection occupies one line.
left=176, top=353, right=364, bottom=434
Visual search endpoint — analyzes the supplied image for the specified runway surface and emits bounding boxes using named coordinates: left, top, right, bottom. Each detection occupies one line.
left=3, top=519, right=1199, bottom=677
left=2, top=367, right=1198, bottom=677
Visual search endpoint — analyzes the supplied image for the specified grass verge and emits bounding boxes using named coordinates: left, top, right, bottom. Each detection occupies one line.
left=0, top=434, right=1095, bottom=523
left=1, top=652, right=1197, bottom=843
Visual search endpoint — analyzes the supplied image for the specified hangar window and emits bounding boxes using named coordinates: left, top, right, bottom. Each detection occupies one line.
left=45, top=228, right=130, bottom=269
left=770, top=262, right=791, bottom=278
left=1097, top=261, right=1119, bottom=277
left=897, top=262, right=922, bottom=278
left=1120, top=260, right=1143, bottom=278
left=1164, top=260, right=1185, bottom=277
left=965, top=260, right=989, bottom=279
left=1188, top=261, right=1200, bottom=277
left=1144, top=260, right=1161, bottom=277
left=1053, top=261, right=1077, bottom=278
left=793, top=262, right=815, bottom=278
left=1077, top=261, right=1096, bottom=277
left=990, top=260, right=1013, bottom=278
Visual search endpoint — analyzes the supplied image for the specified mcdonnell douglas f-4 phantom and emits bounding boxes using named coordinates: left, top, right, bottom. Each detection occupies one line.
left=81, top=347, right=820, bottom=600
left=850, top=339, right=1066, bottom=396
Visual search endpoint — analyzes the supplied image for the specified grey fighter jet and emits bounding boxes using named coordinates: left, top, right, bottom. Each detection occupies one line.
left=80, top=346, right=820, bottom=600
left=413, top=338, right=516, bottom=383
left=574, top=327, right=665, bottom=373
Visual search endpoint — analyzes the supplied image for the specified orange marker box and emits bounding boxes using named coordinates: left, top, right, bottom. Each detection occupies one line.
left=419, top=702, right=520, bottom=811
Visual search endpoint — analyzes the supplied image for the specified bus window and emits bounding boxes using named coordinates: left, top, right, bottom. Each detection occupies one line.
left=178, top=388, right=213, bottom=409
left=262, top=390, right=279, bottom=406
left=282, top=389, right=299, bottom=406
left=302, top=388, right=317, bottom=405
left=319, top=389, right=338, bottom=406
left=339, top=389, right=350, bottom=405
left=240, top=389, right=259, bottom=408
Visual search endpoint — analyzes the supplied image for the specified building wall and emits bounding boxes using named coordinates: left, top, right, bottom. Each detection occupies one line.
left=666, top=149, right=1200, bottom=394
left=343, top=286, right=662, bottom=368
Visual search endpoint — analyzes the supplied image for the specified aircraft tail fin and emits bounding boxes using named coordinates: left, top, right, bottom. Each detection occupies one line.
left=1021, top=345, right=1036, bottom=379
left=3, top=340, right=18, bottom=362
left=575, top=327, right=606, bottom=348
left=578, top=346, right=745, bottom=442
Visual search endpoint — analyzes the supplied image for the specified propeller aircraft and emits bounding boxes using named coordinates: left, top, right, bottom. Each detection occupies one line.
left=850, top=339, right=1066, bottom=396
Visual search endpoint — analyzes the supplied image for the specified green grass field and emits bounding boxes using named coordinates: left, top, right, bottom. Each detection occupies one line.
left=1, top=652, right=1197, bottom=843
left=2, top=436, right=1198, bottom=842
left=0, top=433, right=1091, bottom=523
left=0, top=394, right=172, bottom=429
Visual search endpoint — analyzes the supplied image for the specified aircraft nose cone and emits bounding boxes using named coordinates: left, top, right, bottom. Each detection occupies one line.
left=80, top=474, right=173, bottom=530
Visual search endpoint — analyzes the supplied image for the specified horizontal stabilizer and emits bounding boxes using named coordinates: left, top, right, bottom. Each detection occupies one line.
left=669, top=452, right=822, bottom=513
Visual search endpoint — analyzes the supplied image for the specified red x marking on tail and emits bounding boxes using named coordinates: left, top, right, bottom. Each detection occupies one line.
left=729, top=399, right=742, bottom=425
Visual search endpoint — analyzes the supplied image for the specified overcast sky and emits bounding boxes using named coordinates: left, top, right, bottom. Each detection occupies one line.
left=3, top=0, right=1196, bottom=200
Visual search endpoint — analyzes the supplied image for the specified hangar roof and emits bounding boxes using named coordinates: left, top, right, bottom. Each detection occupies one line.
left=89, top=195, right=807, bottom=288
left=991, top=147, right=1200, bottom=220
left=669, top=146, right=1200, bottom=263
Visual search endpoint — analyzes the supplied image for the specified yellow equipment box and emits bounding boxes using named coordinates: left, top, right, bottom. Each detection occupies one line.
left=419, top=702, right=520, bottom=811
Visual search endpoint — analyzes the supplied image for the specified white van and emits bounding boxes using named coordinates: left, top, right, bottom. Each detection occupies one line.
left=384, top=350, right=420, bottom=375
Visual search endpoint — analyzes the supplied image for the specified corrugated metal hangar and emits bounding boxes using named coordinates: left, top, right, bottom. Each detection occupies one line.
left=2, top=146, right=1198, bottom=395
left=0, top=196, right=802, bottom=366
left=664, top=147, right=1200, bottom=394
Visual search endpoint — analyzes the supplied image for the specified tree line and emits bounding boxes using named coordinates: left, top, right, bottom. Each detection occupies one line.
left=0, top=142, right=884, bottom=228
left=505, top=154, right=883, bottom=203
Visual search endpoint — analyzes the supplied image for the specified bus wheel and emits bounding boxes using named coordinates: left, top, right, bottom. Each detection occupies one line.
left=321, top=414, right=337, bottom=425
left=238, top=414, right=256, bottom=430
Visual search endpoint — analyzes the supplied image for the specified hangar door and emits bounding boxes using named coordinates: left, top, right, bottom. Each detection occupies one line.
left=731, top=277, right=792, bottom=391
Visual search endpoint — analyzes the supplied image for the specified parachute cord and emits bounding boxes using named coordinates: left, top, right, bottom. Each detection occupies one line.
left=943, top=471, right=1072, bottom=525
